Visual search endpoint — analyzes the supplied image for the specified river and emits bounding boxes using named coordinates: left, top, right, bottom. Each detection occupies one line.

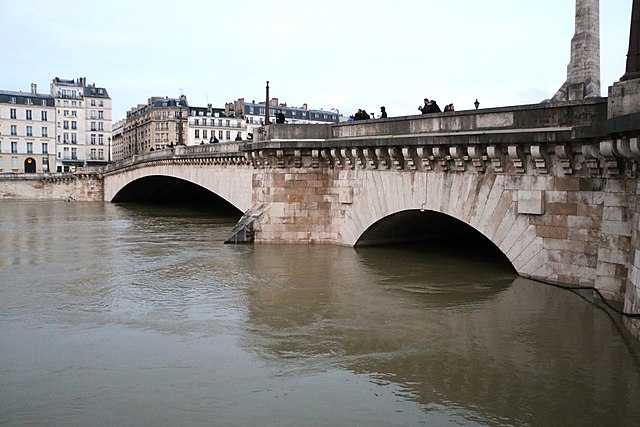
left=1, top=200, right=640, bottom=426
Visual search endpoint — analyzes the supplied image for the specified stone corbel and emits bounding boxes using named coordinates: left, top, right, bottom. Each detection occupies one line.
left=311, top=149, right=320, bottom=168
left=555, top=144, right=573, bottom=175
left=581, top=144, right=600, bottom=174
left=507, top=145, right=525, bottom=174
left=487, top=145, right=503, bottom=173
left=432, top=146, right=449, bottom=171
left=375, top=147, right=390, bottom=170
left=402, top=147, right=418, bottom=170
left=530, top=144, right=548, bottom=174
left=350, top=148, right=365, bottom=169
left=294, top=149, right=303, bottom=168
left=416, top=147, right=433, bottom=171
left=363, top=148, right=378, bottom=169
left=599, top=139, right=620, bottom=175
left=320, top=149, right=333, bottom=168
left=331, top=148, right=344, bottom=168
left=449, top=146, right=467, bottom=172
left=341, top=148, right=355, bottom=169
left=467, top=145, right=487, bottom=173
left=389, top=147, right=404, bottom=170
left=276, top=149, right=285, bottom=168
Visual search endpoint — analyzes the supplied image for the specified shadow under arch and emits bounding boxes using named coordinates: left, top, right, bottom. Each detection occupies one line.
left=354, top=209, right=516, bottom=301
left=111, top=175, right=242, bottom=215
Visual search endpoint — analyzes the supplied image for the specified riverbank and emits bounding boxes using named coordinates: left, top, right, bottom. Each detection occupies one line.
left=0, top=172, right=103, bottom=201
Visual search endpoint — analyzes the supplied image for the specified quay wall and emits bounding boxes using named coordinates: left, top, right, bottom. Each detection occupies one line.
left=0, top=173, right=103, bottom=202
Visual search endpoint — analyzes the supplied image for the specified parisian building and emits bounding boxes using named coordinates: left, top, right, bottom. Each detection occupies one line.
left=117, top=96, right=187, bottom=160
left=186, top=104, right=247, bottom=145
left=0, top=84, right=56, bottom=173
left=225, top=98, right=342, bottom=138
left=50, top=77, right=112, bottom=171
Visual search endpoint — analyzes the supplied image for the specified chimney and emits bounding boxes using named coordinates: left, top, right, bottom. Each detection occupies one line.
left=270, top=97, right=278, bottom=106
left=303, top=103, right=308, bottom=110
left=31, top=83, right=37, bottom=94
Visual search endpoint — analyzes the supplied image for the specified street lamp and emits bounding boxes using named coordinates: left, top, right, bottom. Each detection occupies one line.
left=107, top=137, right=111, bottom=163
left=474, top=99, right=480, bottom=110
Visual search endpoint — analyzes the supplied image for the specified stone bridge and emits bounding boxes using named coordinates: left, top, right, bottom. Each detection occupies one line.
left=103, top=97, right=640, bottom=323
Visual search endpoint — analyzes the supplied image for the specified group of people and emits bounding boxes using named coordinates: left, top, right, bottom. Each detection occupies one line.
left=419, top=98, right=454, bottom=114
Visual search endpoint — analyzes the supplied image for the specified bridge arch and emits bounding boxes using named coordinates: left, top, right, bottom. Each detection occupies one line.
left=336, top=170, right=547, bottom=279
left=103, top=162, right=253, bottom=212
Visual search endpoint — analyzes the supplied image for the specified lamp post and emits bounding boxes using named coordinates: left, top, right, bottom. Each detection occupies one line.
left=107, top=137, right=111, bottom=163
left=265, top=81, right=270, bottom=126
left=474, top=99, right=480, bottom=110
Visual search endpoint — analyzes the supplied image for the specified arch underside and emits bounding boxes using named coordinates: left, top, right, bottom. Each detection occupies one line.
left=340, top=171, right=548, bottom=279
left=104, top=164, right=252, bottom=212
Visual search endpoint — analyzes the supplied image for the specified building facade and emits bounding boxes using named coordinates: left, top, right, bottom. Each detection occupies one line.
left=50, top=77, right=112, bottom=171
left=0, top=84, right=56, bottom=173
left=186, top=104, right=246, bottom=145
left=119, top=96, right=187, bottom=159
left=226, top=98, right=342, bottom=138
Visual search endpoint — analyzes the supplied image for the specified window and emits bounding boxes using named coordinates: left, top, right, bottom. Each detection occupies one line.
left=91, top=134, right=96, bottom=144
left=27, top=142, right=33, bottom=154
left=195, top=129, right=200, bottom=138
left=98, top=134, right=104, bottom=145
left=11, top=141, right=17, bottom=153
left=218, top=130, right=223, bottom=139
left=71, top=147, right=77, bottom=160
left=10, top=97, right=16, bottom=104
left=63, top=110, right=69, bottom=116
left=195, top=119, right=199, bottom=126
left=10, top=108, right=16, bottom=119
left=91, top=122, right=96, bottom=131
left=226, top=131, right=230, bottom=140
left=71, top=121, right=77, bottom=130
left=11, top=156, right=18, bottom=170
left=226, top=120, right=230, bottom=127
left=63, top=147, right=69, bottom=159
left=203, top=130, right=207, bottom=139
left=91, top=99, right=96, bottom=106
left=41, top=111, right=47, bottom=121
left=41, top=100, right=47, bottom=107
left=26, top=126, right=32, bottom=137
left=218, top=119, right=222, bottom=127
left=42, top=127, right=48, bottom=137
left=26, top=110, right=32, bottom=120
left=90, top=148, right=96, bottom=160
left=98, top=111, right=103, bottom=120
left=63, top=133, right=69, bottom=143
left=98, top=122, right=103, bottom=131
left=71, top=111, right=77, bottom=117
left=42, top=143, right=48, bottom=154
left=71, top=134, right=77, bottom=144
left=63, top=121, right=69, bottom=129
left=98, top=149, right=104, bottom=160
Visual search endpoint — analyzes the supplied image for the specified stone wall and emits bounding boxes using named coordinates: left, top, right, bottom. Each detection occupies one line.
left=0, top=173, right=103, bottom=201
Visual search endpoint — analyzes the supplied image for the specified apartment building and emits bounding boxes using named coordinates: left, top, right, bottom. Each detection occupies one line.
left=186, top=104, right=246, bottom=145
left=226, top=98, right=341, bottom=138
left=0, top=84, right=56, bottom=173
left=50, top=77, right=112, bottom=171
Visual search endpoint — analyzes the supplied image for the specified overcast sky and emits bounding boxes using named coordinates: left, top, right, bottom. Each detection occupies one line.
left=0, top=0, right=633, bottom=120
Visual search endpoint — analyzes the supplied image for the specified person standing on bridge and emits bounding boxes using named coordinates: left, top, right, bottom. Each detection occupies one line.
left=380, top=106, right=387, bottom=118
left=275, top=109, right=286, bottom=124
left=418, top=98, right=430, bottom=114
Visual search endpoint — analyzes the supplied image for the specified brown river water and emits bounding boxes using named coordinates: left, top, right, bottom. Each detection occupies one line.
left=1, top=200, right=640, bottom=426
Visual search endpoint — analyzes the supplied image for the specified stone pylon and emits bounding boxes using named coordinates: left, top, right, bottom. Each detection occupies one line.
left=621, top=0, right=640, bottom=81
left=553, top=0, right=601, bottom=101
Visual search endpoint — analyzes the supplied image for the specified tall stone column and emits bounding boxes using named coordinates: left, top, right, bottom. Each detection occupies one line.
left=621, top=0, right=640, bottom=81
left=553, top=0, right=601, bottom=101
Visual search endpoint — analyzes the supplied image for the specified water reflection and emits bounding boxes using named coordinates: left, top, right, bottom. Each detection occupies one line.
left=242, top=244, right=640, bottom=425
